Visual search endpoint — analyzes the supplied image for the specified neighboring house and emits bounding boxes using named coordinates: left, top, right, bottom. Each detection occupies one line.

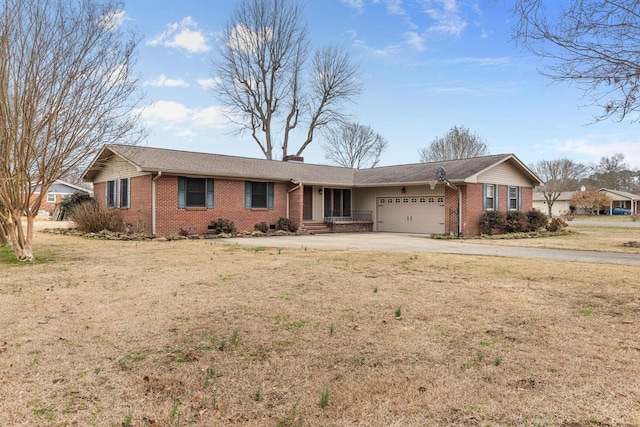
left=31, top=180, right=92, bottom=216
left=532, top=191, right=577, bottom=217
left=599, top=188, right=639, bottom=214
left=533, top=188, right=640, bottom=216
left=81, top=145, right=543, bottom=236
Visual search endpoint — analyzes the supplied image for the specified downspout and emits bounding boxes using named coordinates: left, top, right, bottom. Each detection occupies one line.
left=457, top=186, right=462, bottom=237
left=286, top=181, right=302, bottom=219
left=152, top=171, right=162, bottom=235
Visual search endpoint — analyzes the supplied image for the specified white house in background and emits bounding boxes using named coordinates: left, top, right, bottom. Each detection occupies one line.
left=533, top=188, right=640, bottom=216
left=532, top=191, right=577, bottom=217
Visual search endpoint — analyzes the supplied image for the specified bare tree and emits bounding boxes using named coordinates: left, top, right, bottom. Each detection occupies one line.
left=530, top=158, right=587, bottom=217
left=512, top=1, right=640, bottom=122
left=0, top=0, right=142, bottom=261
left=321, top=122, right=388, bottom=169
left=213, top=0, right=362, bottom=160
left=0, top=204, right=9, bottom=246
left=419, top=125, right=489, bottom=162
left=583, top=153, right=635, bottom=191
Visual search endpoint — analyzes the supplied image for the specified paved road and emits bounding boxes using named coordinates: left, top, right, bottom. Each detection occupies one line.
left=221, top=232, right=640, bottom=267
left=571, top=220, right=640, bottom=227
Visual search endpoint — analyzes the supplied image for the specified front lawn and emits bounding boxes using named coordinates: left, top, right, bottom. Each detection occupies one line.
left=0, top=231, right=638, bottom=426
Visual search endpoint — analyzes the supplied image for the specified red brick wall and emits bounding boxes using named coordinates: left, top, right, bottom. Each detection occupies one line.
left=289, top=185, right=304, bottom=229
left=31, top=193, right=61, bottom=215
left=521, top=186, right=533, bottom=211
left=93, top=174, right=304, bottom=236
left=461, top=183, right=484, bottom=237
left=154, top=176, right=297, bottom=235
left=128, top=175, right=153, bottom=233
left=93, top=176, right=153, bottom=233
left=459, top=183, right=535, bottom=236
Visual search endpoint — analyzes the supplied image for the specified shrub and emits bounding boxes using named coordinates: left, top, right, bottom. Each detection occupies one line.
left=254, top=222, right=269, bottom=233
left=505, top=211, right=528, bottom=233
left=209, top=218, right=236, bottom=234
left=71, top=201, right=124, bottom=233
left=58, top=192, right=93, bottom=220
left=478, top=211, right=506, bottom=235
left=546, top=217, right=568, bottom=232
left=276, top=217, right=297, bottom=232
left=526, top=210, right=548, bottom=231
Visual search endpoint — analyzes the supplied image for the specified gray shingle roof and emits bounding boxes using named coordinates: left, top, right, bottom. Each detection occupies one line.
left=354, top=154, right=518, bottom=185
left=83, top=144, right=542, bottom=187
left=599, top=188, right=640, bottom=200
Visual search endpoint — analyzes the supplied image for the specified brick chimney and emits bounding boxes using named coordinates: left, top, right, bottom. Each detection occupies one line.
left=283, top=155, right=304, bottom=163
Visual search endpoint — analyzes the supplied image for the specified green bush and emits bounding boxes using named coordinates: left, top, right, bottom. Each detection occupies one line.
left=505, top=211, right=528, bottom=233
left=481, top=209, right=551, bottom=235
left=526, top=210, right=548, bottom=231
left=254, top=222, right=269, bottom=233
left=546, top=217, right=568, bottom=232
left=276, top=217, right=297, bottom=232
left=479, top=211, right=506, bottom=235
left=71, top=201, right=124, bottom=233
left=58, top=192, right=93, bottom=220
left=209, top=218, right=236, bottom=234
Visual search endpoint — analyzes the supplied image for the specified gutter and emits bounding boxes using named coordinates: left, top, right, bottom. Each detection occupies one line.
left=152, top=171, right=162, bottom=234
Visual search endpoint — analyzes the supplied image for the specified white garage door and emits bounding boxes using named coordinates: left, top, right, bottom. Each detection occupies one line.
left=376, top=196, right=445, bottom=234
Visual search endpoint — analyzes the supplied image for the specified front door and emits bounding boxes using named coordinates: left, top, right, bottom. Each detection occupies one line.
left=303, top=186, right=313, bottom=220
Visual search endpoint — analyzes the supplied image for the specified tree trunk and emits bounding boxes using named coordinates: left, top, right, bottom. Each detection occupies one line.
left=5, top=210, right=35, bottom=261
left=0, top=220, right=9, bottom=246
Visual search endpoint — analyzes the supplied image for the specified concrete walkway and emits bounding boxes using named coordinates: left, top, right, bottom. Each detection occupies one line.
left=221, top=233, right=640, bottom=267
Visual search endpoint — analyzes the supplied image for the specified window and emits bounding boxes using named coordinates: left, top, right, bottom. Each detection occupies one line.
left=508, top=186, right=522, bottom=210
left=178, top=177, right=214, bottom=208
left=119, top=178, right=129, bottom=208
left=47, top=193, right=56, bottom=203
left=106, top=178, right=130, bottom=208
left=323, top=188, right=351, bottom=217
left=483, top=184, right=498, bottom=211
left=244, top=181, right=274, bottom=209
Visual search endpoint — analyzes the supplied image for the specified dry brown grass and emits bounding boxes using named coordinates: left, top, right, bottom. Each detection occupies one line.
left=1, top=231, right=639, bottom=426
left=464, top=224, right=640, bottom=254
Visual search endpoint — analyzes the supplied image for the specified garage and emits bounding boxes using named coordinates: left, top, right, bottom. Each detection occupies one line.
left=376, top=196, right=445, bottom=234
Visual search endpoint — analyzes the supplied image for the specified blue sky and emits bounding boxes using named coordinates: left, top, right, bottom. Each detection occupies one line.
left=117, top=0, right=640, bottom=169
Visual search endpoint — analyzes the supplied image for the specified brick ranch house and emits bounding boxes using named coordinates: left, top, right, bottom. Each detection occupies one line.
left=32, top=180, right=91, bottom=217
left=81, top=144, right=543, bottom=237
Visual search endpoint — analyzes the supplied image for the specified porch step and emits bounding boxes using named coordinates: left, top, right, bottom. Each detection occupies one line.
left=302, top=222, right=333, bottom=234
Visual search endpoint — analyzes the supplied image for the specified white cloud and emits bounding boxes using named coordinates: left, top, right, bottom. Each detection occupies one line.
left=98, top=10, right=126, bottom=31
left=144, top=74, right=189, bottom=88
left=383, top=0, right=406, bottom=15
left=340, top=0, right=364, bottom=10
left=103, top=64, right=129, bottom=86
left=440, top=56, right=512, bottom=67
left=404, top=31, right=427, bottom=51
left=197, top=78, right=220, bottom=90
left=148, top=17, right=211, bottom=54
left=420, top=0, right=467, bottom=36
left=228, top=23, right=273, bottom=53
left=350, top=30, right=402, bottom=57
left=136, top=101, right=229, bottom=140
left=552, top=136, right=640, bottom=167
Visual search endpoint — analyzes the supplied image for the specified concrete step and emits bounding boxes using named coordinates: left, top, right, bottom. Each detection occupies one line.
left=302, top=222, right=333, bottom=234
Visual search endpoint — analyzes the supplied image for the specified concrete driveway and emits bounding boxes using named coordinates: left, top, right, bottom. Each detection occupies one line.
left=222, top=232, right=640, bottom=267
